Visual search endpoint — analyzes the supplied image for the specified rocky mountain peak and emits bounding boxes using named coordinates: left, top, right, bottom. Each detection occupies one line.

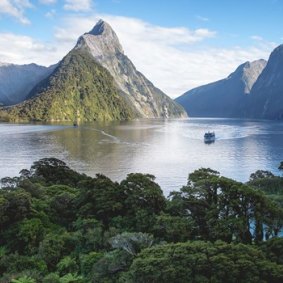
left=76, top=19, right=124, bottom=56
left=227, top=59, right=266, bottom=93
left=242, top=59, right=267, bottom=93
left=89, top=19, right=113, bottom=36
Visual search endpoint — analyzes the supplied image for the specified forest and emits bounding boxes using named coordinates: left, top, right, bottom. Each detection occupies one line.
left=0, top=158, right=283, bottom=282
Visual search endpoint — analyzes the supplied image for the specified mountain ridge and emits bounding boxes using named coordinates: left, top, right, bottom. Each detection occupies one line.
left=0, top=63, right=56, bottom=106
left=247, top=44, right=283, bottom=119
left=175, top=59, right=267, bottom=118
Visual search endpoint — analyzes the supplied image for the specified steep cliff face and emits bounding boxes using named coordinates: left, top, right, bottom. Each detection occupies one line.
left=176, top=59, right=266, bottom=118
left=0, top=63, right=55, bottom=106
left=248, top=45, right=283, bottom=119
left=76, top=20, right=187, bottom=118
left=2, top=49, right=137, bottom=122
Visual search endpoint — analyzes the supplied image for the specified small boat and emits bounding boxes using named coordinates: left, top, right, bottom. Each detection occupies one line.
left=204, top=131, right=215, bottom=143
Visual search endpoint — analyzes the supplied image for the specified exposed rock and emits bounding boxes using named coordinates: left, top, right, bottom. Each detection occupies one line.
left=76, top=20, right=187, bottom=118
left=176, top=59, right=266, bottom=118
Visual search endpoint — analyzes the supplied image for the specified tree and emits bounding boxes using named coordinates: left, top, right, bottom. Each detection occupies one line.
left=77, top=174, right=124, bottom=227
left=125, top=241, right=283, bottom=283
left=56, top=256, right=78, bottom=276
left=119, top=173, right=166, bottom=231
left=170, top=168, right=283, bottom=243
left=249, top=170, right=275, bottom=181
left=28, top=158, right=85, bottom=186
left=152, top=213, right=195, bottom=242
left=0, top=190, right=32, bottom=233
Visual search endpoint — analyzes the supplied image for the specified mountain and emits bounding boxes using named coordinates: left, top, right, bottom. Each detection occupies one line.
left=1, top=49, right=136, bottom=122
left=248, top=44, right=283, bottom=119
left=175, top=59, right=266, bottom=117
left=0, top=20, right=186, bottom=122
left=0, top=63, right=55, bottom=106
left=76, top=20, right=187, bottom=118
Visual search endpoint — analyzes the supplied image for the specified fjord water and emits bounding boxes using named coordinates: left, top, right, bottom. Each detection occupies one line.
left=1, top=118, right=283, bottom=195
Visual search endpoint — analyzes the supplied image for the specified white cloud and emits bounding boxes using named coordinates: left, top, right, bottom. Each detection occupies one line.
left=39, top=0, right=56, bottom=4
left=251, top=35, right=263, bottom=41
left=64, top=0, right=92, bottom=12
left=196, top=15, right=209, bottom=22
left=45, top=9, right=56, bottom=18
left=0, top=33, right=58, bottom=65
left=93, top=16, right=275, bottom=97
left=0, top=0, right=32, bottom=24
left=1, top=14, right=278, bottom=98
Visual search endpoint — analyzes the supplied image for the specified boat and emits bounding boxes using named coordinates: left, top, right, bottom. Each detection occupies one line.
left=204, top=131, right=215, bottom=143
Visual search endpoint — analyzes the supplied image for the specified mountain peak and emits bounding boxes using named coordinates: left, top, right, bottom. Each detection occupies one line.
left=227, top=59, right=266, bottom=93
left=88, top=19, right=113, bottom=36
left=76, top=19, right=124, bottom=56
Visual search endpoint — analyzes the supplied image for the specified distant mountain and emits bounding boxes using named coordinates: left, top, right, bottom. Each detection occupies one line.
left=176, top=59, right=266, bottom=117
left=0, top=20, right=186, bottom=122
left=76, top=20, right=187, bottom=119
left=1, top=49, right=136, bottom=122
left=248, top=44, right=283, bottom=119
left=0, top=63, right=55, bottom=106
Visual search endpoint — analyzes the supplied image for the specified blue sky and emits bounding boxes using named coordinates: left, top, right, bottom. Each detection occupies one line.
left=0, top=0, right=282, bottom=97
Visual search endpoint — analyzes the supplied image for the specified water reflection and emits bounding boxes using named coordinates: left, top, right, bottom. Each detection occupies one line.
left=1, top=119, right=283, bottom=195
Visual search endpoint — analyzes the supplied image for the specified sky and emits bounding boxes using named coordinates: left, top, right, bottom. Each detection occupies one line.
left=0, top=0, right=282, bottom=98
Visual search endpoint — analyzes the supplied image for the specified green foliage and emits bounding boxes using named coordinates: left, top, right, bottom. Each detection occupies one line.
left=56, top=256, right=78, bottom=276
left=170, top=168, right=283, bottom=243
left=28, top=157, right=85, bottom=186
left=119, top=173, right=166, bottom=231
left=126, top=241, right=283, bottom=283
left=42, top=273, right=61, bottom=283
left=79, top=251, right=102, bottom=278
left=152, top=213, right=195, bottom=242
left=59, top=273, right=83, bottom=283
left=91, top=249, right=133, bottom=283
left=11, top=276, right=36, bottom=283
left=248, top=172, right=283, bottom=209
left=38, top=231, right=74, bottom=270
left=0, top=49, right=137, bottom=122
left=77, top=174, right=124, bottom=226
left=249, top=170, right=275, bottom=181
left=260, top=238, right=283, bottom=264
left=0, top=158, right=283, bottom=282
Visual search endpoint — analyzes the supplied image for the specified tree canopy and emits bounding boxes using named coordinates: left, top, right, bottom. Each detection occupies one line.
left=0, top=158, right=282, bottom=282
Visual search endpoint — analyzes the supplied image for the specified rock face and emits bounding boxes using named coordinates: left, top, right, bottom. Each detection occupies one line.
left=175, top=59, right=267, bottom=117
left=248, top=45, right=283, bottom=119
left=0, top=63, right=55, bottom=106
left=76, top=20, right=187, bottom=118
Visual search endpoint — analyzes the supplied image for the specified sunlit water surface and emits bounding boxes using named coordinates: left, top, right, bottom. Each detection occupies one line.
left=1, top=118, right=283, bottom=195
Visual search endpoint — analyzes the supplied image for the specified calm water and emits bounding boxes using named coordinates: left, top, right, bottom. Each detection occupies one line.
left=1, top=118, right=283, bottom=195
